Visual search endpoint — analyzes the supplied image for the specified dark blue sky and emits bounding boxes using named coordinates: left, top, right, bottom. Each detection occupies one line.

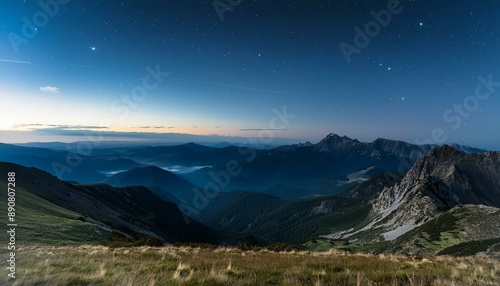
left=1, top=1, right=499, bottom=149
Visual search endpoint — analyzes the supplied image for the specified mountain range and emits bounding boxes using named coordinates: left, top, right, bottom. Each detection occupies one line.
left=0, top=134, right=498, bottom=259
left=101, top=165, right=196, bottom=204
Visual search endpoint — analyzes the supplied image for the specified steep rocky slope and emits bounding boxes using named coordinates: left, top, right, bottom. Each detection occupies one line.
left=331, top=145, right=500, bottom=246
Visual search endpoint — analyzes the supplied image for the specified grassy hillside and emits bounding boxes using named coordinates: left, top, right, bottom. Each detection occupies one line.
left=0, top=162, right=224, bottom=245
left=1, top=245, right=499, bottom=286
left=384, top=205, right=500, bottom=256
left=0, top=170, right=110, bottom=245
left=304, top=204, right=500, bottom=258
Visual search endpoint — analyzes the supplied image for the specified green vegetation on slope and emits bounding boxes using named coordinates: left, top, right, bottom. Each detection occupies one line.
left=0, top=174, right=110, bottom=245
left=0, top=162, right=228, bottom=245
left=438, top=238, right=500, bottom=257
left=198, top=190, right=372, bottom=244
left=382, top=205, right=500, bottom=256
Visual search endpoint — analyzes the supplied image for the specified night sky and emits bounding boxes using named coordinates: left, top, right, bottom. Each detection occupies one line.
left=1, top=1, right=500, bottom=149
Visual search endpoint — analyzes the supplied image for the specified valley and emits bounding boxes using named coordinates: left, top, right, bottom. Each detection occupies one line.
left=1, top=134, right=499, bottom=285
left=3, top=1, right=498, bottom=284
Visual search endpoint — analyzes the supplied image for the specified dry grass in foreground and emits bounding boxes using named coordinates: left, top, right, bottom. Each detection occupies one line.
left=1, top=245, right=499, bottom=286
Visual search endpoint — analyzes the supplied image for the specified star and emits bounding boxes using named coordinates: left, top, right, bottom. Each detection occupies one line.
left=90, top=47, right=96, bottom=51
left=387, top=67, right=391, bottom=71
left=419, top=22, right=423, bottom=26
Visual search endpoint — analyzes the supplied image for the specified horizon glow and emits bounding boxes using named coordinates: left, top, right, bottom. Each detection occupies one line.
left=1, top=1, right=499, bottom=150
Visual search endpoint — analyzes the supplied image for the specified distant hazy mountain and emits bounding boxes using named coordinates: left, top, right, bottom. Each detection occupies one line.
left=252, top=166, right=385, bottom=199
left=0, top=142, right=59, bottom=156
left=210, top=142, right=234, bottom=148
left=280, top=133, right=485, bottom=168
left=0, top=142, right=145, bottom=183
left=114, top=142, right=258, bottom=167
left=0, top=162, right=221, bottom=244
left=221, top=134, right=482, bottom=194
left=102, top=165, right=198, bottom=204
left=1, top=138, right=499, bottom=258
left=1, top=135, right=486, bottom=195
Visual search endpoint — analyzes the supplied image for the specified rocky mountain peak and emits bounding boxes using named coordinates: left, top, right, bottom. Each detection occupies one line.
left=400, top=145, right=463, bottom=181
left=315, top=134, right=362, bottom=153
left=323, top=133, right=357, bottom=142
left=428, top=144, right=463, bottom=158
left=361, top=145, right=500, bottom=241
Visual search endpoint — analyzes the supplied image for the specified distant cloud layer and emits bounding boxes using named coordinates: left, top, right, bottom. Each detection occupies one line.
left=137, top=126, right=165, bottom=129
left=2, top=128, right=299, bottom=146
left=40, top=86, right=60, bottom=93
left=13, top=124, right=108, bottom=130
left=239, top=128, right=288, bottom=131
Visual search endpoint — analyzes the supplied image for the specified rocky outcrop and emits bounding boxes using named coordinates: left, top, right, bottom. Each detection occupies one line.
left=347, top=145, right=500, bottom=241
